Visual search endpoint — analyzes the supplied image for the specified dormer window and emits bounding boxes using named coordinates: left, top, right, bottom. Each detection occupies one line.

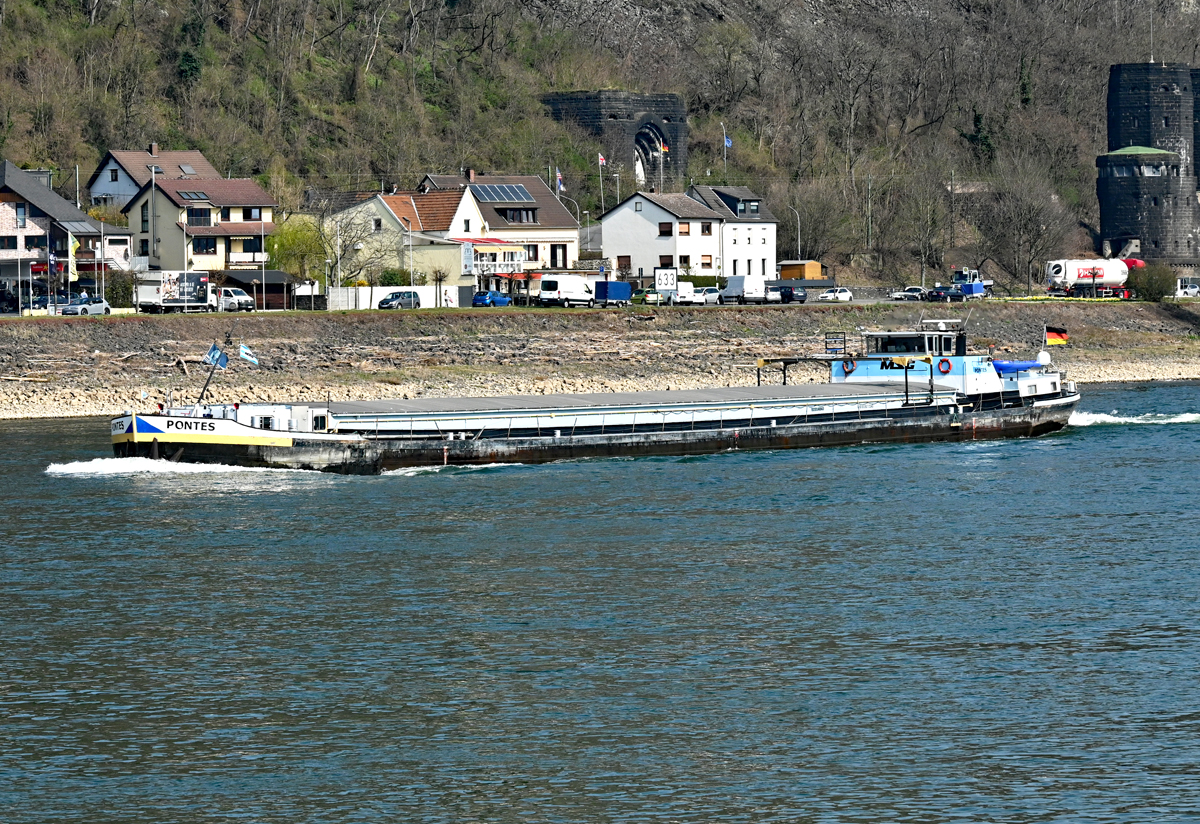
left=749, top=201, right=760, bottom=214
left=737, top=201, right=746, bottom=215
left=500, top=208, right=537, bottom=223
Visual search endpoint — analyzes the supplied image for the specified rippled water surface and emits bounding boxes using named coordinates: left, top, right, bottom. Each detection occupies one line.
left=5, top=382, right=1200, bottom=822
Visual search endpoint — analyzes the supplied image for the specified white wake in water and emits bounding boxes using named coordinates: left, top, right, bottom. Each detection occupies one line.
left=46, top=457, right=303, bottom=476
left=1069, top=410, right=1200, bottom=427
left=383, top=462, right=516, bottom=477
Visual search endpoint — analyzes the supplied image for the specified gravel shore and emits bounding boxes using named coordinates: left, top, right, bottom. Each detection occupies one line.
left=3, top=302, right=1198, bottom=420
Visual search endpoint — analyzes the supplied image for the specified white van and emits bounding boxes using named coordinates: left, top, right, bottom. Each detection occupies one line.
left=669, top=281, right=704, bottom=306
left=537, top=275, right=595, bottom=308
left=720, top=274, right=767, bottom=305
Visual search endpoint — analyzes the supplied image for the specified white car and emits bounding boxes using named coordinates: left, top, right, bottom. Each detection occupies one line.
left=59, top=297, right=111, bottom=316
left=1178, top=284, right=1200, bottom=298
left=817, top=287, right=854, bottom=302
left=765, top=286, right=783, bottom=303
left=697, top=287, right=721, bottom=305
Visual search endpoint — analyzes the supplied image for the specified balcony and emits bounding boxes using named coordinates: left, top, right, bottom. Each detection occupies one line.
left=228, top=252, right=268, bottom=264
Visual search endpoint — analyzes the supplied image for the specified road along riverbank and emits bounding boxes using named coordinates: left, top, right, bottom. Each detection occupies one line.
left=2, top=301, right=1198, bottom=419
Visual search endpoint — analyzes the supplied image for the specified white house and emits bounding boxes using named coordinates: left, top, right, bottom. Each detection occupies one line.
left=686, top=185, right=778, bottom=280
left=87, top=144, right=221, bottom=207
left=599, top=192, right=724, bottom=284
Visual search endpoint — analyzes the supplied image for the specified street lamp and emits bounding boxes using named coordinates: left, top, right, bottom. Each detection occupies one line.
left=787, top=205, right=801, bottom=263
left=325, top=259, right=332, bottom=312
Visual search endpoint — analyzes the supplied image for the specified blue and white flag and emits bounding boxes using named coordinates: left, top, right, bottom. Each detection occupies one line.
left=216, top=352, right=229, bottom=370
left=239, top=344, right=258, bottom=365
left=202, top=343, right=221, bottom=366
left=725, top=136, right=733, bottom=148
left=555, top=167, right=564, bottom=192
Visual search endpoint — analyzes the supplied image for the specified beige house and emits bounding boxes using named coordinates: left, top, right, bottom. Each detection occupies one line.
left=121, top=178, right=277, bottom=272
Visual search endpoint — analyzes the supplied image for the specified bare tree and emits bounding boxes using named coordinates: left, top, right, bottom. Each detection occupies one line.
left=900, top=168, right=950, bottom=288
left=975, top=155, right=1073, bottom=295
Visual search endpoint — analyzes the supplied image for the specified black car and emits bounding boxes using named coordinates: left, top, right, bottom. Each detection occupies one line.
left=927, top=285, right=964, bottom=303
left=778, top=286, right=807, bottom=304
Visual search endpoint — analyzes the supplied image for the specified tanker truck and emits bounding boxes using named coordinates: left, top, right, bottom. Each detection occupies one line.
left=1044, top=258, right=1142, bottom=298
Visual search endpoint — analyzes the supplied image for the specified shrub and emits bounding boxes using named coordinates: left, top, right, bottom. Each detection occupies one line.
left=1128, top=262, right=1176, bottom=302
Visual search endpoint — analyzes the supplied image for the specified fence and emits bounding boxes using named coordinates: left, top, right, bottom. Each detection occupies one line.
left=326, top=285, right=459, bottom=310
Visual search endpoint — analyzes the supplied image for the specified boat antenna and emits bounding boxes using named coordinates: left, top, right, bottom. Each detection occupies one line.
left=963, top=308, right=973, bottom=330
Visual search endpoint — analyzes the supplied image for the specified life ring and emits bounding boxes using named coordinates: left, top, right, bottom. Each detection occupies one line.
left=842, top=359, right=857, bottom=375
left=938, top=358, right=952, bottom=374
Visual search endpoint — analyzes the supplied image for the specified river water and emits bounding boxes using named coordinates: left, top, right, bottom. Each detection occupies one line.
left=4, top=382, right=1200, bottom=822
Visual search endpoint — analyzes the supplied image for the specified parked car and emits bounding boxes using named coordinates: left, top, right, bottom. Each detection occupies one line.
left=218, top=287, right=255, bottom=312
left=59, top=297, right=111, bottom=316
left=633, top=288, right=665, bottom=305
left=1178, top=283, right=1200, bottom=298
left=379, top=290, right=420, bottom=310
left=778, top=286, right=807, bottom=304
left=471, top=290, right=513, bottom=307
left=927, top=285, right=964, bottom=303
left=765, top=285, right=784, bottom=303
left=537, top=275, right=594, bottom=308
left=817, top=287, right=854, bottom=302
left=719, top=274, right=767, bottom=304
left=889, top=286, right=928, bottom=301
left=696, top=287, right=721, bottom=305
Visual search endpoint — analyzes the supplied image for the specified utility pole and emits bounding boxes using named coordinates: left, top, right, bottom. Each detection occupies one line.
left=721, top=121, right=728, bottom=179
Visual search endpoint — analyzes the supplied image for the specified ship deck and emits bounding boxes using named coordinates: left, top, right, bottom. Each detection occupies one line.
left=325, top=382, right=960, bottom=417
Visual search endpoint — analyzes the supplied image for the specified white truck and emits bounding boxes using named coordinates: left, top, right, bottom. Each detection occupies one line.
left=1045, top=259, right=1138, bottom=298
left=134, top=271, right=255, bottom=313
left=668, top=281, right=705, bottom=305
left=719, top=274, right=767, bottom=304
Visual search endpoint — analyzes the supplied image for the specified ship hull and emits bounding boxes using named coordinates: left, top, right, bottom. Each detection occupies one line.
left=111, top=395, right=1078, bottom=475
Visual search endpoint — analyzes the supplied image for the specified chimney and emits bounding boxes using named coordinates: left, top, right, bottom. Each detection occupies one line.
left=149, top=143, right=159, bottom=157
left=467, top=168, right=476, bottom=183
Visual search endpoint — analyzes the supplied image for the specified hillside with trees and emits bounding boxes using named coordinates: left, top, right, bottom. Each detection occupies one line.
left=2, top=0, right=1197, bottom=288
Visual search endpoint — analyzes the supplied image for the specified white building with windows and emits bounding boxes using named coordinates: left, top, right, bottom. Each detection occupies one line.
left=685, top=186, right=778, bottom=281
left=86, top=144, right=222, bottom=207
left=599, top=192, right=723, bottom=284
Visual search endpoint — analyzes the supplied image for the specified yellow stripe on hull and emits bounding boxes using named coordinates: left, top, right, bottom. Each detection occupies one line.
left=112, top=431, right=294, bottom=447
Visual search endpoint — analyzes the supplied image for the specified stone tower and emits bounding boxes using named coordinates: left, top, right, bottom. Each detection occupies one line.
left=1097, top=63, right=1198, bottom=263
left=541, top=91, right=688, bottom=191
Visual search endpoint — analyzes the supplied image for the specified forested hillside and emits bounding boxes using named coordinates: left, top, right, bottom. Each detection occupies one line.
left=2, top=0, right=1197, bottom=284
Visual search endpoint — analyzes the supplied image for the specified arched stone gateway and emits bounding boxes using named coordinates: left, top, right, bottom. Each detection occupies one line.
left=542, top=91, right=688, bottom=189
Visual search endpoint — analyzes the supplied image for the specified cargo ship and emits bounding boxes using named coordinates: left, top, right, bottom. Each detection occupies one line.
left=110, top=320, right=1080, bottom=474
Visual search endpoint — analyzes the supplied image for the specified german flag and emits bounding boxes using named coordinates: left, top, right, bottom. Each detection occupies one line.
left=1045, top=326, right=1069, bottom=346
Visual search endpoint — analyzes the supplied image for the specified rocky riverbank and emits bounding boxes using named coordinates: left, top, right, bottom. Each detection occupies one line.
left=2, top=301, right=1199, bottom=420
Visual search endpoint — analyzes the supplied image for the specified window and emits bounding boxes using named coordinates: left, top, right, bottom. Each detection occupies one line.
left=762, top=237, right=767, bottom=244
left=1153, top=197, right=1159, bottom=207
left=1134, top=116, right=1139, bottom=128
left=501, top=208, right=538, bottom=223
left=193, top=237, right=217, bottom=255
left=659, top=255, right=673, bottom=267
left=732, top=260, right=738, bottom=276
left=25, top=235, right=46, bottom=249
left=1165, top=116, right=1171, bottom=128
left=678, top=222, right=690, bottom=236
left=679, top=256, right=691, bottom=268
left=243, top=237, right=263, bottom=253
left=524, top=244, right=539, bottom=261
left=750, top=202, right=760, bottom=214
left=550, top=244, right=566, bottom=268
left=141, top=202, right=149, bottom=232
left=762, top=259, right=767, bottom=276
left=617, top=255, right=631, bottom=271
left=635, top=201, right=643, bottom=211
left=244, top=207, right=261, bottom=221
left=0, top=236, right=15, bottom=250
left=659, top=222, right=673, bottom=236
left=186, top=207, right=212, bottom=227
left=701, top=222, right=712, bottom=236
left=109, top=169, right=119, bottom=182
left=108, top=237, right=128, bottom=246
left=737, top=201, right=746, bottom=215
left=464, top=219, right=470, bottom=232
left=1115, top=166, right=1132, bottom=177
left=221, top=207, right=231, bottom=221
left=138, top=239, right=149, bottom=256
left=372, top=218, right=383, bottom=233
left=701, top=255, right=713, bottom=269
left=15, top=202, right=26, bottom=228
left=1143, top=165, right=1163, bottom=177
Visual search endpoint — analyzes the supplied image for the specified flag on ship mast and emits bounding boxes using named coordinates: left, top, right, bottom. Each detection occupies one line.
left=1044, top=326, right=1069, bottom=346
left=239, top=344, right=259, bottom=365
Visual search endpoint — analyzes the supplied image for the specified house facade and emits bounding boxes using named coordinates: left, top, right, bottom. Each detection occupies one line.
left=0, top=161, right=132, bottom=297
left=121, top=178, right=277, bottom=272
left=599, top=192, right=724, bottom=283
left=87, top=144, right=222, bottom=207
left=686, top=186, right=778, bottom=280
left=419, top=171, right=579, bottom=274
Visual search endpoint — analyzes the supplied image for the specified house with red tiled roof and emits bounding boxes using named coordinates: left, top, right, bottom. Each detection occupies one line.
left=121, top=177, right=277, bottom=271
left=87, top=143, right=222, bottom=207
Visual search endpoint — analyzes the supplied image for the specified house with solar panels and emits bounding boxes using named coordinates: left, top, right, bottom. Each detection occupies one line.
left=86, top=143, right=222, bottom=207
left=418, top=171, right=580, bottom=275
left=120, top=177, right=277, bottom=272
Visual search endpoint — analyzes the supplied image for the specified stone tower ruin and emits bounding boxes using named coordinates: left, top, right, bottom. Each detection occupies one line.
left=542, top=91, right=688, bottom=191
left=1097, top=63, right=1199, bottom=263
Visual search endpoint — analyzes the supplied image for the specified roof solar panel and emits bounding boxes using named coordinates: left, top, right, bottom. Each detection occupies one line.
left=471, top=183, right=534, bottom=203
left=179, top=164, right=196, bottom=175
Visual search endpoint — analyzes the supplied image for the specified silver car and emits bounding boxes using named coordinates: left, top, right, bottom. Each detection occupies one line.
left=59, top=297, right=111, bottom=316
left=697, top=287, right=721, bottom=305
